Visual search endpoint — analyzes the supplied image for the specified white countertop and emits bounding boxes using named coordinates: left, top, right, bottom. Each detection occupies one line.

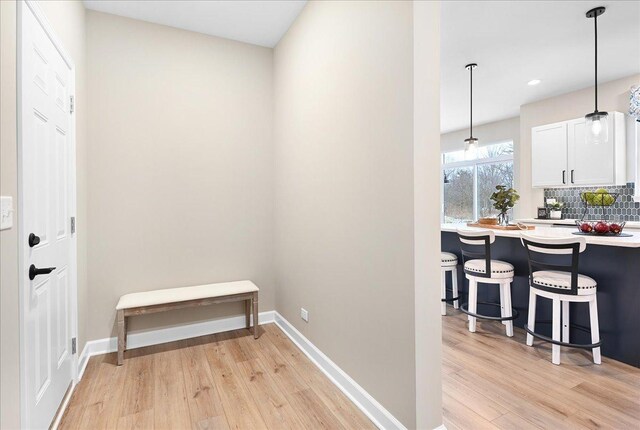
left=517, top=218, right=640, bottom=229
left=441, top=223, right=640, bottom=248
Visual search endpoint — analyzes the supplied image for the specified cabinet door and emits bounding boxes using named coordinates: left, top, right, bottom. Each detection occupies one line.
left=568, top=117, right=614, bottom=185
left=532, top=122, right=568, bottom=187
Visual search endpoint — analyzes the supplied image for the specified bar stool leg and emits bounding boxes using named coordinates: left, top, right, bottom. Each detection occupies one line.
left=526, top=289, right=537, bottom=346
left=503, top=281, right=514, bottom=337
left=499, top=281, right=506, bottom=325
left=552, top=297, right=561, bottom=365
left=562, top=301, right=570, bottom=343
left=452, top=268, right=459, bottom=309
left=468, top=278, right=478, bottom=333
left=441, top=269, right=447, bottom=316
left=589, top=296, right=602, bottom=365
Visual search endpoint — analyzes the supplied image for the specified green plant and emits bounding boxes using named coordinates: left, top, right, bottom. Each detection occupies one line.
left=548, top=202, right=564, bottom=211
left=490, top=185, right=520, bottom=214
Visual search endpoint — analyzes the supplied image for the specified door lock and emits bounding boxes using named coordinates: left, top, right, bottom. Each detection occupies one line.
left=29, top=264, right=56, bottom=281
left=28, top=233, right=40, bottom=248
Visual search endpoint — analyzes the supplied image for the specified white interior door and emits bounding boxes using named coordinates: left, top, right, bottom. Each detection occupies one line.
left=19, top=2, right=76, bottom=429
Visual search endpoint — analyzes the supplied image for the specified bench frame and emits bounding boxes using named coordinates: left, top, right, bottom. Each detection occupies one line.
left=116, top=291, right=258, bottom=365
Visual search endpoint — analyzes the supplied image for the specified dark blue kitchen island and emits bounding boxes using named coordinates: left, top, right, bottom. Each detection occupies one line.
left=442, top=225, right=640, bottom=367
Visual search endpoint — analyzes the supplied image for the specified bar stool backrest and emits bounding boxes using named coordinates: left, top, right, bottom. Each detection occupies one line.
left=520, top=233, right=587, bottom=296
left=457, top=228, right=495, bottom=278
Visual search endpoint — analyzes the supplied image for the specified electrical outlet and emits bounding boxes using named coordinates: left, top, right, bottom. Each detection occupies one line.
left=300, top=308, right=309, bottom=322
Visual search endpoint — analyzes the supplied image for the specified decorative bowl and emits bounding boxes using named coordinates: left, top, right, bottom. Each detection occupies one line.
left=574, top=220, right=626, bottom=236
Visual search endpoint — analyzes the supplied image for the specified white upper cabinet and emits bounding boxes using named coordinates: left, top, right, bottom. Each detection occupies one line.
left=531, top=121, right=568, bottom=187
left=531, top=112, right=626, bottom=188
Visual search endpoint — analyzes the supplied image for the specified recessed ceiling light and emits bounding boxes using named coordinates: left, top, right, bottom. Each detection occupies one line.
left=527, top=79, right=541, bottom=86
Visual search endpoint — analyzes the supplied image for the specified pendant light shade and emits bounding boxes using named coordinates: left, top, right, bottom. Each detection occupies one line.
left=464, top=63, right=478, bottom=152
left=585, top=111, right=608, bottom=145
left=585, top=6, right=608, bottom=145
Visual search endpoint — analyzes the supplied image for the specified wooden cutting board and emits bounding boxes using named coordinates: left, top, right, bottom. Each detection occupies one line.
left=466, top=222, right=535, bottom=231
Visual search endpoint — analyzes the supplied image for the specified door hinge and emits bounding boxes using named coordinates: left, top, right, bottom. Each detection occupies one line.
left=70, top=95, right=74, bottom=114
left=72, top=337, right=77, bottom=355
left=70, top=216, right=76, bottom=234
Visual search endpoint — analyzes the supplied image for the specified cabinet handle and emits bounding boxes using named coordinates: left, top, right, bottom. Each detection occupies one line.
left=562, top=170, right=566, bottom=184
left=571, top=170, right=575, bottom=184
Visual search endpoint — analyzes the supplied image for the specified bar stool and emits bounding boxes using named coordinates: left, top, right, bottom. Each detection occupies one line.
left=457, top=228, right=517, bottom=336
left=520, top=233, right=601, bottom=365
left=441, top=252, right=459, bottom=316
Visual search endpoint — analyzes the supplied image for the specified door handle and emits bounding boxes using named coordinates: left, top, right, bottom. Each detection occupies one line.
left=28, top=233, right=40, bottom=248
left=562, top=170, right=566, bottom=184
left=29, top=264, right=56, bottom=281
left=571, top=170, right=575, bottom=184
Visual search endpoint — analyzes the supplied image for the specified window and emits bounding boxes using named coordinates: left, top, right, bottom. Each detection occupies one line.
left=442, top=141, right=514, bottom=223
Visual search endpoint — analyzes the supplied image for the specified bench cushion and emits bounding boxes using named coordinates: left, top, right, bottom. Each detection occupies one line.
left=116, top=280, right=258, bottom=310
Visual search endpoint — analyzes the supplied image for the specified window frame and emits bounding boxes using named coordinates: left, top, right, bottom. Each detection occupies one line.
left=441, top=141, right=514, bottom=223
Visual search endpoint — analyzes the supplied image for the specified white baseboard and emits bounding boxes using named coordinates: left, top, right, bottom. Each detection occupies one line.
left=273, top=312, right=408, bottom=430
left=77, top=311, right=275, bottom=378
left=76, top=310, right=443, bottom=430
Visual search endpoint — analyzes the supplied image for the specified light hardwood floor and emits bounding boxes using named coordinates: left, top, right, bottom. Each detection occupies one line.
left=59, top=324, right=376, bottom=430
left=60, top=315, right=640, bottom=430
left=442, top=309, right=640, bottom=430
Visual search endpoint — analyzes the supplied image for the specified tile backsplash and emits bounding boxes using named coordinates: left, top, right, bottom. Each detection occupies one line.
left=544, top=183, right=640, bottom=221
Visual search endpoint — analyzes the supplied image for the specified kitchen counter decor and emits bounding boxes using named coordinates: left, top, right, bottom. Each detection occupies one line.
left=490, top=185, right=520, bottom=226
left=467, top=222, right=534, bottom=231
left=574, top=220, right=629, bottom=237
left=477, top=217, right=499, bottom=225
left=580, top=189, right=619, bottom=221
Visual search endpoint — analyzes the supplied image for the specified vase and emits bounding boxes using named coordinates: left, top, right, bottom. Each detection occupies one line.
left=550, top=210, right=562, bottom=219
left=497, top=212, right=509, bottom=226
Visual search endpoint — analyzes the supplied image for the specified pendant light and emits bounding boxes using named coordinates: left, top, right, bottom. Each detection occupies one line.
left=585, top=7, right=608, bottom=145
left=464, top=63, right=478, bottom=152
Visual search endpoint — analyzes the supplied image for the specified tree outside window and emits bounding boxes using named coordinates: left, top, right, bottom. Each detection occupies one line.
left=442, top=142, right=514, bottom=223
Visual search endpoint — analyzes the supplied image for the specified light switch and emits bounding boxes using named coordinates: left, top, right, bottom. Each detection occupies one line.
left=1, top=196, right=14, bottom=230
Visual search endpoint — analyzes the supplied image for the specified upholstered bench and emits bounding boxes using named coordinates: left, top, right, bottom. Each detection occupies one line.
left=115, top=280, right=259, bottom=365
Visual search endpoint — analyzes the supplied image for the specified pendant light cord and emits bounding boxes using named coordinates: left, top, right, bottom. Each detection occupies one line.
left=594, top=12, right=598, bottom=111
left=469, top=65, right=473, bottom=138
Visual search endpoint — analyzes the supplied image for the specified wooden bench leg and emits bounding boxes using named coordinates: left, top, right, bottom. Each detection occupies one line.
left=252, top=292, right=259, bottom=339
left=245, top=299, right=251, bottom=329
left=117, top=309, right=125, bottom=366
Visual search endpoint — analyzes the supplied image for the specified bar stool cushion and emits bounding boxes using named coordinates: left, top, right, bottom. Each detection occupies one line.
left=532, top=270, right=597, bottom=295
left=441, top=252, right=458, bottom=267
left=464, top=259, right=514, bottom=279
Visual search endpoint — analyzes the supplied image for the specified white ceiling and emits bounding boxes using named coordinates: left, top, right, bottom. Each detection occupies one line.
left=83, top=0, right=307, bottom=48
left=441, top=1, right=640, bottom=133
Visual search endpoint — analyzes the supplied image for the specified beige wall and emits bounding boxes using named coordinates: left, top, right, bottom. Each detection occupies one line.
left=413, top=2, right=443, bottom=428
left=519, top=74, right=640, bottom=217
left=1, top=1, right=87, bottom=428
left=274, top=1, right=442, bottom=427
left=86, top=11, right=275, bottom=339
left=3, top=2, right=444, bottom=428
left=1, top=2, right=20, bottom=427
